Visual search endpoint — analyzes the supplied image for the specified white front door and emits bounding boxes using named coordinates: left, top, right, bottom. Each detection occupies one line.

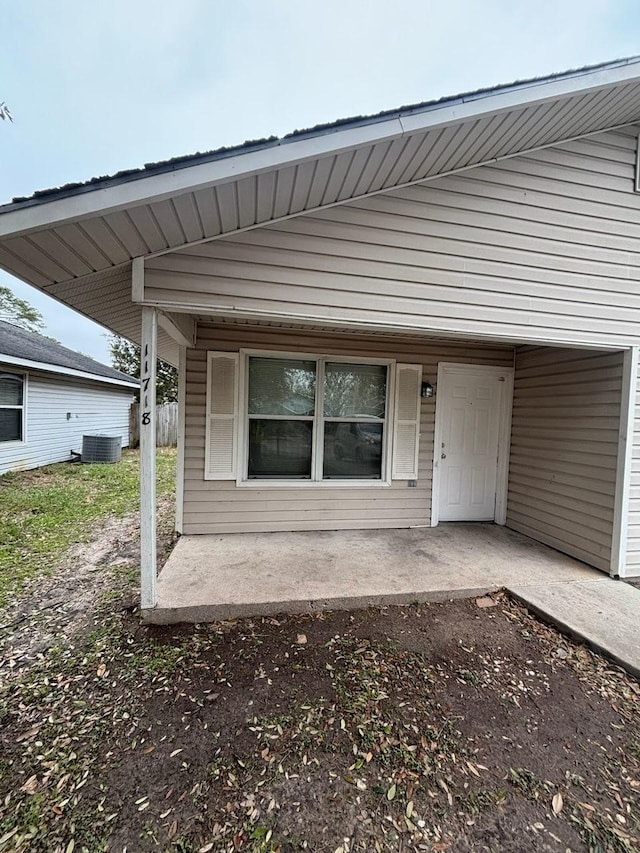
left=435, top=366, right=508, bottom=522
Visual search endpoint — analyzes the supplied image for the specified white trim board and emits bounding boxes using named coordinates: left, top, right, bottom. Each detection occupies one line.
left=431, top=362, right=514, bottom=527
left=610, top=346, right=639, bottom=577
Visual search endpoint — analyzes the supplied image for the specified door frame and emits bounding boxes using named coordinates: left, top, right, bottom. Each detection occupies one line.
left=431, top=362, right=514, bottom=527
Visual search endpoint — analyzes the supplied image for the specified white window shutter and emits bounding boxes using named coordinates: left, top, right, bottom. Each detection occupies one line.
left=392, top=363, right=422, bottom=480
left=205, top=352, right=239, bottom=480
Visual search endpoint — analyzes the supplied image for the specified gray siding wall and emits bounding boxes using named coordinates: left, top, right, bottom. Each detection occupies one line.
left=146, top=128, right=640, bottom=349
left=508, top=347, right=623, bottom=572
left=183, top=324, right=513, bottom=534
left=0, top=367, right=133, bottom=475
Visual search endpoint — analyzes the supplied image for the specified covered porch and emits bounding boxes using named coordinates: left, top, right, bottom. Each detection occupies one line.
left=144, top=523, right=601, bottom=624
left=130, top=313, right=636, bottom=618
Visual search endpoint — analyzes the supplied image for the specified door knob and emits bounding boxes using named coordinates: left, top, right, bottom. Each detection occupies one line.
left=441, top=452, right=446, bottom=459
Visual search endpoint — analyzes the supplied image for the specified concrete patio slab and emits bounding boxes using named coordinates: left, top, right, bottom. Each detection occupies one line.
left=145, top=523, right=602, bottom=624
left=508, top=579, right=640, bottom=680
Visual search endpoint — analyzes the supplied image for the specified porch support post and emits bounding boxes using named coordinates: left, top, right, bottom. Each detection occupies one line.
left=611, top=346, right=638, bottom=578
left=175, top=344, right=186, bottom=535
left=140, top=305, right=158, bottom=609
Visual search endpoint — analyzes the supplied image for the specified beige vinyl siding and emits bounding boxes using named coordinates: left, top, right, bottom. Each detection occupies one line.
left=625, top=351, right=640, bottom=576
left=182, top=324, right=513, bottom=535
left=507, top=347, right=623, bottom=572
left=45, top=265, right=179, bottom=366
left=146, top=128, right=640, bottom=349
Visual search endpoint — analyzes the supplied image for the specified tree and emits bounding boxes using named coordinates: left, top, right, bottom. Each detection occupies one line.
left=0, top=102, right=12, bottom=122
left=109, top=335, right=178, bottom=404
left=0, top=285, right=45, bottom=332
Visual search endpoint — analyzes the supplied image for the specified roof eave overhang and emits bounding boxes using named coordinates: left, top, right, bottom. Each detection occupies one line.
left=0, top=354, right=138, bottom=388
left=2, top=59, right=640, bottom=240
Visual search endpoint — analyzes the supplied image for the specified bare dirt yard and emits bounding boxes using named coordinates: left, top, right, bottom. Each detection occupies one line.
left=1, top=463, right=639, bottom=852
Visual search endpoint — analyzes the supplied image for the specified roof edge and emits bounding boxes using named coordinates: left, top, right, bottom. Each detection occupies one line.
left=0, top=353, right=139, bottom=388
left=2, top=55, right=640, bottom=239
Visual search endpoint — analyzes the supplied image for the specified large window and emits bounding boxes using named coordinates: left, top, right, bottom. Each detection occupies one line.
left=246, top=355, right=389, bottom=480
left=0, top=371, right=25, bottom=443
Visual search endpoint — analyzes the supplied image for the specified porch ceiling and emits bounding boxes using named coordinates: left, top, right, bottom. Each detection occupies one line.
left=1, top=57, right=640, bottom=355
left=196, top=315, right=621, bottom=352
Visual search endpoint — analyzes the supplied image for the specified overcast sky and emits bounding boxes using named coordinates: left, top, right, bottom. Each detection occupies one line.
left=1, top=0, right=639, bottom=364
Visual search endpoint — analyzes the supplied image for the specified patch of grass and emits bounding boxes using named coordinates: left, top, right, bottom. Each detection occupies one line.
left=507, top=767, right=549, bottom=800
left=0, top=448, right=175, bottom=606
left=571, top=811, right=638, bottom=853
left=457, top=668, right=481, bottom=686
left=462, top=788, right=507, bottom=813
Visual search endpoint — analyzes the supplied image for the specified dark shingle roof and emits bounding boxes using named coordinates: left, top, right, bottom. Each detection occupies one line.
left=0, top=320, right=137, bottom=385
left=5, top=56, right=639, bottom=210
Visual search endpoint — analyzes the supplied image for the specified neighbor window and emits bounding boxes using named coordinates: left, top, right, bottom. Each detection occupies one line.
left=0, top=371, right=25, bottom=442
left=246, top=355, right=388, bottom=480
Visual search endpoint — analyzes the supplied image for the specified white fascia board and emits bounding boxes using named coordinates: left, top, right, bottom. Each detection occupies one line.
left=399, top=61, right=640, bottom=133
left=2, top=61, right=640, bottom=240
left=0, top=119, right=404, bottom=240
left=0, top=354, right=138, bottom=388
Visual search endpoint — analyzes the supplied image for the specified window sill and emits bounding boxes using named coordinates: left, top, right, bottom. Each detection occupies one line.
left=236, top=479, right=393, bottom=489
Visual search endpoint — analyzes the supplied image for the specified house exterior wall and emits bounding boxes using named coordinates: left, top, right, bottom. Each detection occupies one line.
left=150, top=128, right=637, bottom=571
left=145, top=128, right=640, bottom=350
left=182, top=324, right=513, bottom=534
left=0, top=366, right=133, bottom=475
left=508, top=347, right=623, bottom=572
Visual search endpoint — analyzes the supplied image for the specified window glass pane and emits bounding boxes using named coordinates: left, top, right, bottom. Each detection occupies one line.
left=323, top=363, right=386, bottom=418
left=323, top=422, right=383, bottom=479
left=0, top=408, right=22, bottom=442
left=248, top=419, right=313, bottom=478
left=0, top=373, right=23, bottom=406
left=248, top=357, right=316, bottom=416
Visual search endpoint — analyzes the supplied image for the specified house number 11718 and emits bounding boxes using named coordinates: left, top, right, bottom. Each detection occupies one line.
left=141, top=344, right=152, bottom=427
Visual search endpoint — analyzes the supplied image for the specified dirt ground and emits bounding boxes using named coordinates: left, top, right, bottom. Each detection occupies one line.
left=0, top=512, right=639, bottom=852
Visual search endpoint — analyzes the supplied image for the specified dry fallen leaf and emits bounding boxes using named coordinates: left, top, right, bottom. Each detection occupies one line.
left=21, top=775, right=38, bottom=794
left=552, top=792, right=564, bottom=815
left=387, top=782, right=397, bottom=801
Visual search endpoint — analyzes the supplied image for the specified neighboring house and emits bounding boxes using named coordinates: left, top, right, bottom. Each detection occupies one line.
left=0, top=320, right=137, bottom=475
left=3, top=58, right=640, bottom=609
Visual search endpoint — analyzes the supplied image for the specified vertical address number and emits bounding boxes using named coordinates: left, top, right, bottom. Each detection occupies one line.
left=141, top=344, right=152, bottom=426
